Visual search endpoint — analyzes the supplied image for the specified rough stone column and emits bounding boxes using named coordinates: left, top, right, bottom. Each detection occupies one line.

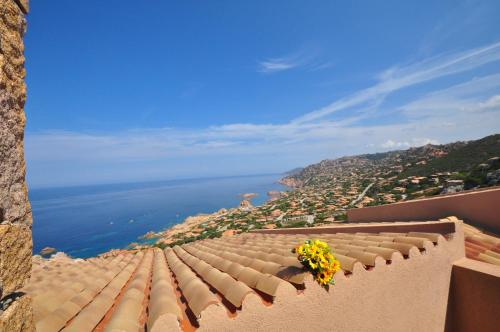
left=0, top=0, right=34, bottom=331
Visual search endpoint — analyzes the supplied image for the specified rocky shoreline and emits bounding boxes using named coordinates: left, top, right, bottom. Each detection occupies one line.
left=278, top=177, right=303, bottom=188
left=146, top=209, right=230, bottom=248
left=37, top=179, right=292, bottom=259
left=130, top=188, right=288, bottom=251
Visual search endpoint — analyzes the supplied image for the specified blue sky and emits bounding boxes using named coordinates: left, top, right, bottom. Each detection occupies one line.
left=24, top=0, right=500, bottom=187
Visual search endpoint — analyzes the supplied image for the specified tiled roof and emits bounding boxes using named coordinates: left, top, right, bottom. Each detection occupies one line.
left=463, top=223, right=500, bottom=266
left=25, top=220, right=457, bottom=332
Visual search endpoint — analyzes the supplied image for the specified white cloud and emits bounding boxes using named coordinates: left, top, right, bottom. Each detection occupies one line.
left=292, top=41, right=500, bottom=124
left=399, top=73, right=500, bottom=118
left=381, top=140, right=409, bottom=148
left=381, top=138, right=439, bottom=149
left=478, top=94, right=500, bottom=110
left=25, top=41, right=500, bottom=187
left=258, top=59, right=298, bottom=73
left=26, top=82, right=499, bottom=163
left=258, top=47, right=328, bottom=73
left=308, top=61, right=334, bottom=72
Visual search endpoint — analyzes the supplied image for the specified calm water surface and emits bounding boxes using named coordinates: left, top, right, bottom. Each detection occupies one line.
left=30, top=174, right=287, bottom=258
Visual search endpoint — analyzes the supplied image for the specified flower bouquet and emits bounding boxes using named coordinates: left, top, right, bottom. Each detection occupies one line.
left=293, top=239, right=340, bottom=289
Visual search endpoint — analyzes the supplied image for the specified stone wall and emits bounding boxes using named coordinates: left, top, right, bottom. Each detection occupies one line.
left=0, top=0, right=34, bottom=331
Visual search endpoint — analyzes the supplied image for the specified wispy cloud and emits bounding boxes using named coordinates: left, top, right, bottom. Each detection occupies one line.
left=308, top=61, right=334, bottom=72
left=258, top=58, right=299, bottom=73
left=381, top=138, right=439, bottom=149
left=26, top=41, right=500, bottom=187
left=258, top=47, right=326, bottom=73
left=292, top=41, right=500, bottom=123
left=27, top=75, right=500, bottom=161
left=418, top=0, right=488, bottom=56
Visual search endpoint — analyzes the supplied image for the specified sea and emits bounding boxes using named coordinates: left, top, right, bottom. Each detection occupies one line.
left=30, top=174, right=288, bottom=258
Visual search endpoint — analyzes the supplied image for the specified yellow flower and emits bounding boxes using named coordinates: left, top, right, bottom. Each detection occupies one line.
left=308, top=258, right=318, bottom=269
left=328, top=260, right=340, bottom=273
left=319, top=256, right=330, bottom=269
left=314, top=240, right=328, bottom=249
left=294, top=239, right=341, bottom=287
left=315, top=271, right=332, bottom=285
left=309, top=244, right=320, bottom=256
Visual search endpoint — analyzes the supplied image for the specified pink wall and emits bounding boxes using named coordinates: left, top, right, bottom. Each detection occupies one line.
left=347, top=187, right=500, bottom=233
left=200, top=221, right=466, bottom=331
left=445, top=258, right=500, bottom=332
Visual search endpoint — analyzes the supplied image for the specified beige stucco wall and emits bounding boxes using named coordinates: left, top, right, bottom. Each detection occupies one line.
left=445, top=258, right=500, bottom=332
left=197, top=221, right=465, bottom=331
left=347, top=187, right=500, bottom=233
left=0, top=0, right=34, bottom=331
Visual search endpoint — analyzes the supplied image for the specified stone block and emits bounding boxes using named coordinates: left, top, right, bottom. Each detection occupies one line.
left=0, top=0, right=33, bottom=228
left=0, top=295, right=34, bottom=332
left=0, top=224, right=31, bottom=297
left=14, top=0, right=29, bottom=14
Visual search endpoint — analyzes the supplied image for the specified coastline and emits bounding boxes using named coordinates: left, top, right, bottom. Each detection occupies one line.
left=132, top=181, right=293, bottom=251
left=31, top=173, right=289, bottom=258
left=278, top=177, right=303, bottom=188
left=136, top=208, right=232, bottom=249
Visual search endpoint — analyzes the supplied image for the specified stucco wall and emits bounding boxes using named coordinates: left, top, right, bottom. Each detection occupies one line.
left=198, top=221, right=465, bottom=332
left=445, top=258, right=500, bottom=332
left=347, top=187, right=500, bottom=233
left=0, top=0, right=34, bottom=331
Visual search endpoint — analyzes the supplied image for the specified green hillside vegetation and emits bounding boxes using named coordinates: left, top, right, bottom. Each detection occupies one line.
left=361, top=151, right=393, bottom=161
left=399, top=134, right=500, bottom=178
left=150, top=134, right=499, bottom=250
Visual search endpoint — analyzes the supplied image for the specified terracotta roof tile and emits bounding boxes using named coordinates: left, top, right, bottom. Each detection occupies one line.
left=463, top=223, right=500, bottom=266
left=25, top=220, right=468, bottom=331
left=165, top=248, right=219, bottom=318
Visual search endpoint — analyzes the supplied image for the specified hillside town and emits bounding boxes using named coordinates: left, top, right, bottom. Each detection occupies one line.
left=3, top=1, right=500, bottom=330
left=137, top=135, right=500, bottom=249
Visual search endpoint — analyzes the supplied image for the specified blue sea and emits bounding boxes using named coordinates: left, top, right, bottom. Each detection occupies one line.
left=30, top=174, right=287, bottom=258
